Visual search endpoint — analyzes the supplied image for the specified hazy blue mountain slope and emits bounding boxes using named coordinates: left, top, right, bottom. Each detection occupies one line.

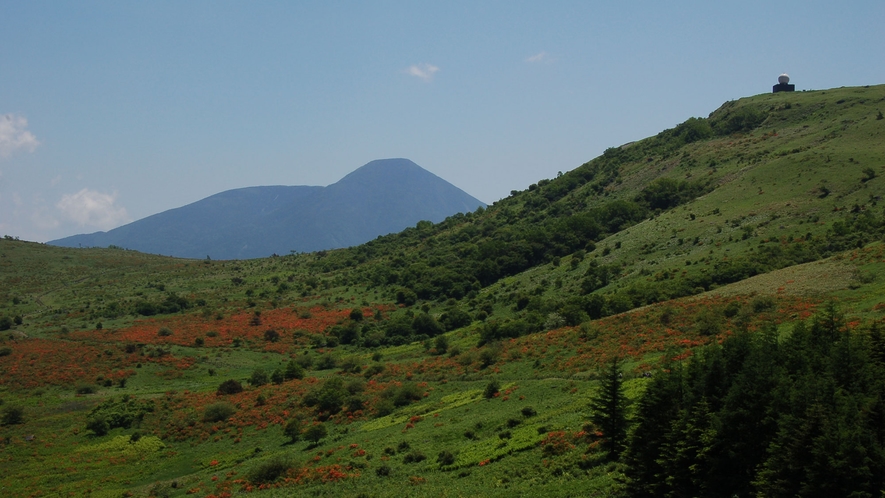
left=267, top=158, right=488, bottom=250
left=49, top=159, right=485, bottom=259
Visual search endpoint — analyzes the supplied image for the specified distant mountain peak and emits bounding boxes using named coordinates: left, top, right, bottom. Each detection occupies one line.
left=349, top=157, right=420, bottom=172
left=49, top=159, right=485, bottom=259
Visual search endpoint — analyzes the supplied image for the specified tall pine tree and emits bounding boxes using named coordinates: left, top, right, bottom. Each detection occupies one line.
left=590, top=356, right=628, bottom=460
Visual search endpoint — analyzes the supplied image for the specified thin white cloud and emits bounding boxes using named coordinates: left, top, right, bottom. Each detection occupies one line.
left=31, top=208, right=60, bottom=230
left=405, top=63, right=440, bottom=81
left=0, top=114, right=40, bottom=157
left=57, top=188, right=130, bottom=230
left=525, top=51, right=549, bottom=63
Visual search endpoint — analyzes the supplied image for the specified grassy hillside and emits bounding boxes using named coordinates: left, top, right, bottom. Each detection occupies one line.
left=1, top=85, right=885, bottom=497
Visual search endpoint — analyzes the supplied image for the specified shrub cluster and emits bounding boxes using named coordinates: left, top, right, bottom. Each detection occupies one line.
left=85, top=396, right=155, bottom=436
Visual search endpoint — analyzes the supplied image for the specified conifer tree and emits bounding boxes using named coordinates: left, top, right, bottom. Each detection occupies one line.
left=590, top=356, right=628, bottom=459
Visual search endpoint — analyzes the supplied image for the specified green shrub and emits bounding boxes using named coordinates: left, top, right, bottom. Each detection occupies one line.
left=391, top=382, right=423, bottom=407
left=295, top=354, right=314, bottom=369
left=338, top=356, right=362, bottom=373
left=412, top=313, right=444, bottom=337
left=85, top=415, right=109, bottom=436
left=521, top=406, right=538, bottom=417
left=346, top=396, right=365, bottom=413
left=248, top=458, right=291, bottom=484
left=403, top=450, right=426, bottom=464
left=1, top=406, right=24, bottom=426
left=283, top=418, right=303, bottom=442
left=284, top=360, right=305, bottom=380
left=711, top=105, right=767, bottom=135
left=479, top=346, right=501, bottom=368
left=86, top=396, right=154, bottom=434
left=363, top=364, right=385, bottom=378
left=694, top=309, right=723, bottom=336
left=303, top=378, right=347, bottom=414
left=723, top=301, right=742, bottom=318
left=483, top=379, right=500, bottom=399
left=374, top=399, right=395, bottom=417
left=270, top=369, right=284, bottom=385
left=203, top=402, right=236, bottom=423
left=440, top=308, right=472, bottom=331
left=315, top=355, right=337, bottom=370
left=217, top=379, right=243, bottom=395
left=249, top=368, right=269, bottom=387
left=303, top=423, right=327, bottom=444
left=437, top=450, right=456, bottom=466
left=751, top=296, right=776, bottom=313
left=433, top=335, right=449, bottom=354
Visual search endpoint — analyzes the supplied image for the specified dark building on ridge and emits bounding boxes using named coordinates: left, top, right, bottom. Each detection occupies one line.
left=773, top=73, right=795, bottom=93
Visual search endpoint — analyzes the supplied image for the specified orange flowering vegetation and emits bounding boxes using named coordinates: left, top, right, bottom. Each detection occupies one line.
left=0, top=337, right=146, bottom=389
left=389, top=355, right=469, bottom=380
left=70, top=305, right=390, bottom=353
left=150, top=378, right=319, bottom=442
left=540, top=429, right=604, bottom=458
left=846, top=243, right=885, bottom=263
left=539, top=431, right=577, bottom=456
left=227, top=464, right=358, bottom=494
left=207, top=447, right=363, bottom=494
left=502, top=295, right=820, bottom=374
left=146, top=375, right=414, bottom=442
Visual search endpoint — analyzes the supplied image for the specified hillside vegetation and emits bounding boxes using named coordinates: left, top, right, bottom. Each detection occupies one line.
left=1, top=85, right=885, bottom=497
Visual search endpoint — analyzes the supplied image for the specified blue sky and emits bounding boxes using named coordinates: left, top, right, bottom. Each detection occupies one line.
left=2, top=1, right=883, bottom=242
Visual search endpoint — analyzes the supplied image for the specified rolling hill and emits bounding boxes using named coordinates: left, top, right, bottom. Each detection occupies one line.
left=3, top=84, right=885, bottom=497
left=48, top=158, right=486, bottom=259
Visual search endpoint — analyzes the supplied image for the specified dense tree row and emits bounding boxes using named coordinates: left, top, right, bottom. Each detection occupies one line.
left=326, top=308, right=470, bottom=347
left=624, top=304, right=885, bottom=497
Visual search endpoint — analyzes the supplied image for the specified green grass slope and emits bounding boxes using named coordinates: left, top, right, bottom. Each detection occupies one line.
left=1, top=85, right=884, bottom=497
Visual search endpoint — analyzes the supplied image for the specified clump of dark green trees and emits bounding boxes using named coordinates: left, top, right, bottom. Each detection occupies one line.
left=623, top=303, right=885, bottom=497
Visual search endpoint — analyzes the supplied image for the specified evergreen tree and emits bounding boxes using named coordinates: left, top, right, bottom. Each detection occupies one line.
left=626, top=304, right=885, bottom=497
left=658, top=399, right=717, bottom=498
left=624, top=361, right=683, bottom=497
left=590, top=356, right=628, bottom=459
left=868, top=320, right=885, bottom=365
